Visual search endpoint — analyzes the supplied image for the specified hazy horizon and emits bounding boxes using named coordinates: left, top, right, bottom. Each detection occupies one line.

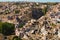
left=0, top=0, right=60, bottom=2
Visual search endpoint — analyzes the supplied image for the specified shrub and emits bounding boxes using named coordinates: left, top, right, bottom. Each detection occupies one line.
left=12, top=36, right=22, bottom=40
left=15, top=10, right=20, bottom=14
left=19, top=23, right=24, bottom=28
left=0, top=22, right=15, bottom=36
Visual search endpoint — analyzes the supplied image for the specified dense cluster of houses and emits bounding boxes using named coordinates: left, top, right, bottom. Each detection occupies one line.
left=0, top=2, right=60, bottom=40
left=14, top=3, right=60, bottom=40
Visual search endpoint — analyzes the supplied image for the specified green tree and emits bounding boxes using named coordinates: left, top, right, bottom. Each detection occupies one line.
left=12, top=36, right=22, bottom=40
left=0, top=22, right=3, bottom=33
left=5, top=9, right=10, bottom=14
left=15, top=10, right=20, bottom=14
left=2, top=22, right=15, bottom=36
left=19, top=23, right=24, bottom=28
left=42, top=6, right=48, bottom=15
